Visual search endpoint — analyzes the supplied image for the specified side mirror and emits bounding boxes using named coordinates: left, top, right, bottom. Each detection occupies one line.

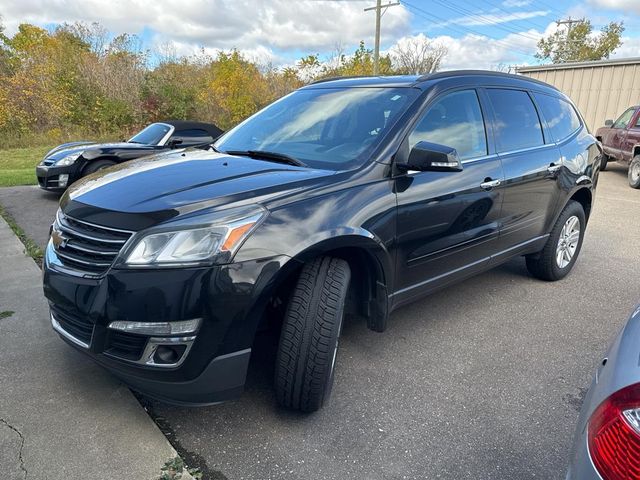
left=168, top=139, right=183, bottom=148
left=604, top=119, right=614, bottom=127
left=402, top=141, right=463, bottom=172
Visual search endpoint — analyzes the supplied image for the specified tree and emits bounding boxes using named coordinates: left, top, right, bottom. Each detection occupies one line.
left=390, top=35, right=447, bottom=75
left=536, top=20, right=624, bottom=64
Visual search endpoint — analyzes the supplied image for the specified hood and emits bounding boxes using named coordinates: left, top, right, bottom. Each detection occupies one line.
left=62, top=148, right=336, bottom=218
left=44, top=141, right=97, bottom=161
left=45, top=141, right=156, bottom=161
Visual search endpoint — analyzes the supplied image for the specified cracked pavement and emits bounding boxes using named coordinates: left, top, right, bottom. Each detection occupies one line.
left=0, top=419, right=27, bottom=480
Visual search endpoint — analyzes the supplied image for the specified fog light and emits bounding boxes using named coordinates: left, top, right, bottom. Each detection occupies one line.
left=58, top=174, right=69, bottom=188
left=108, top=318, right=201, bottom=335
left=154, top=345, right=187, bottom=364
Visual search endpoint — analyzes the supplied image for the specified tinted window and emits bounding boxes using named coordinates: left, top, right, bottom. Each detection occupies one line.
left=487, top=89, right=544, bottom=152
left=613, top=107, right=635, bottom=129
left=409, top=90, right=487, bottom=160
left=534, top=93, right=581, bottom=141
left=171, top=129, right=214, bottom=145
left=215, top=87, right=419, bottom=170
left=129, top=123, right=172, bottom=145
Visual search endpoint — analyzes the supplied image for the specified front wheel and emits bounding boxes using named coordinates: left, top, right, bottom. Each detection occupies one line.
left=629, top=155, right=640, bottom=189
left=275, top=256, right=351, bottom=412
left=600, top=153, right=609, bottom=171
left=83, top=159, right=116, bottom=176
left=525, top=200, right=586, bottom=281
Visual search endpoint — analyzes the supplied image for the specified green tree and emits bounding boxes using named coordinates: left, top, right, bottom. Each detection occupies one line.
left=536, top=20, right=624, bottom=63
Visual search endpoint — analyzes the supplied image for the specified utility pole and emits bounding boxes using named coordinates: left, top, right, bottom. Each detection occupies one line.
left=556, top=17, right=584, bottom=43
left=364, top=0, right=400, bottom=75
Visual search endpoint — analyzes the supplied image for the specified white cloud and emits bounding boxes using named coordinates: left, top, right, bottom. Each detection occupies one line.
left=502, top=0, right=532, bottom=7
left=611, top=36, right=640, bottom=57
left=386, top=25, right=557, bottom=71
left=0, top=0, right=411, bottom=53
left=587, top=0, right=640, bottom=15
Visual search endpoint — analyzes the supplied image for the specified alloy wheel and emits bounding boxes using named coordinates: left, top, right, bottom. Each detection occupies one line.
left=632, top=162, right=640, bottom=183
left=556, top=215, right=580, bottom=269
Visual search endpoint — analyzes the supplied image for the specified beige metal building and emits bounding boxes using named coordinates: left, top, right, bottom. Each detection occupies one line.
left=517, top=57, right=640, bottom=132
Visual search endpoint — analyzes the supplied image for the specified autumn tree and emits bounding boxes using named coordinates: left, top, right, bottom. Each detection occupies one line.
left=390, top=35, right=447, bottom=75
left=536, top=20, right=624, bottom=63
left=199, top=50, right=272, bottom=129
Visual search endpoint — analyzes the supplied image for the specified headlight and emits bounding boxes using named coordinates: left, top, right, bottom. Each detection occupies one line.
left=119, top=205, right=266, bottom=267
left=57, top=153, right=82, bottom=166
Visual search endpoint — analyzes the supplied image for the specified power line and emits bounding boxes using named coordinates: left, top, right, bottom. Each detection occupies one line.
left=458, top=0, right=552, bottom=31
left=402, top=0, right=539, bottom=57
left=427, top=0, right=543, bottom=41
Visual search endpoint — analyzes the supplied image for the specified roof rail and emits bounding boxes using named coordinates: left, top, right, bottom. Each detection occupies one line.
left=309, top=75, right=369, bottom=85
left=414, top=69, right=559, bottom=90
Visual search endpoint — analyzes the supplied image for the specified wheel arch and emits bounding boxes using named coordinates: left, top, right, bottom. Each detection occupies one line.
left=81, top=156, right=119, bottom=175
left=560, top=186, right=593, bottom=224
left=253, top=234, right=393, bottom=335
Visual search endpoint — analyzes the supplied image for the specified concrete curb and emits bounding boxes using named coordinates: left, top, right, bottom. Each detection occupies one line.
left=0, top=216, right=177, bottom=480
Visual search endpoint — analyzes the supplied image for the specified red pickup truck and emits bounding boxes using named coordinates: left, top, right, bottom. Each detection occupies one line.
left=596, top=106, right=640, bottom=188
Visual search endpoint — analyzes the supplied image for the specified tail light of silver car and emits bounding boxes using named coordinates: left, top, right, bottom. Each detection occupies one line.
left=587, top=382, right=640, bottom=479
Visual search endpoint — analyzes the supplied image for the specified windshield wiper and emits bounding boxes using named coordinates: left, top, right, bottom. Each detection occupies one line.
left=224, top=149, right=307, bottom=167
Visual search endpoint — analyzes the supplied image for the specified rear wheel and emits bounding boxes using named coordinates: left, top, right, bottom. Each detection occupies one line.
left=525, top=200, right=586, bottom=281
left=629, top=155, right=640, bottom=189
left=600, top=153, right=609, bottom=171
left=275, top=256, right=351, bottom=412
left=83, top=159, right=116, bottom=176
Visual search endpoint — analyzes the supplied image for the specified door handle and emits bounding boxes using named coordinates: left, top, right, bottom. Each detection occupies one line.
left=480, top=179, right=501, bottom=190
left=547, top=164, right=562, bottom=174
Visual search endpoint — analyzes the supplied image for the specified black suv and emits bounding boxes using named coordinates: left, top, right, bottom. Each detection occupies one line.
left=43, top=72, right=600, bottom=412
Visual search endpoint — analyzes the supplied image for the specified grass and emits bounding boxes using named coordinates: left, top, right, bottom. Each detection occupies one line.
left=0, top=146, right=51, bottom=187
left=0, top=205, right=44, bottom=266
left=0, top=311, right=15, bottom=320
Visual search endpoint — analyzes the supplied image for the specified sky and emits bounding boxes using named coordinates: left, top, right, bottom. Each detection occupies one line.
left=0, top=0, right=639, bottom=70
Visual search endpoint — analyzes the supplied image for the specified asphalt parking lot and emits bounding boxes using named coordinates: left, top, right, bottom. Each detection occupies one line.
left=1, top=162, right=639, bottom=480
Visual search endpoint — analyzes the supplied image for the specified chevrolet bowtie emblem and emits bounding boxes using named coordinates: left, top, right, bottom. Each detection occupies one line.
left=51, top=227, right=69, bottom=249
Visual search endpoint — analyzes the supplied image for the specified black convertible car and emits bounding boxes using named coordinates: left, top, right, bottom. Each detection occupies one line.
left=36, top=120, right=223, bottom=191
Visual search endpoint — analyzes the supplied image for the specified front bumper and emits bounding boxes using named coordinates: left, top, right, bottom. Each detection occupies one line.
left=36, top=164, right=80, bottom=191
left=43, top=241, right=289, bottom=405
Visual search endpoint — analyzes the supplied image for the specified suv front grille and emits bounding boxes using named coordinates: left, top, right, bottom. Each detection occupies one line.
left=52, top=211, right=133, bottom=276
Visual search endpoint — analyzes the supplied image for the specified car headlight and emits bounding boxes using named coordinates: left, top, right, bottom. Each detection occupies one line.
left=118, top=205, right=267, bottom=267
left=57, top=153, right=82, bottom=166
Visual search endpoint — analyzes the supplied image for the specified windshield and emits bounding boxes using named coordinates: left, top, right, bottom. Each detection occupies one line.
left=129, top=123, right=172, bottom=145
left=215, top=87, right=419, bottom=170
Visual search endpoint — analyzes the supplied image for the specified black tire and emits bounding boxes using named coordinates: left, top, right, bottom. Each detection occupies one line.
left=525, top=200, right=586, bottom=281
left=83, top=159, right=116, bottom=176
left=275, top=256, right=351, bottom=412
left=600, top=153, right=609, bottom=171
left=628, top=155, right=640, bottom=189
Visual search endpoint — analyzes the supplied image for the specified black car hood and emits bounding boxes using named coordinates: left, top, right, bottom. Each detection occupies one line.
left=62, top=148, right=335, bottom=220
left=45, top=141, right=158, bottom=161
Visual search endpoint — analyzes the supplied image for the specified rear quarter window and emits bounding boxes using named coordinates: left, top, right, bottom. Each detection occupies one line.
left=533, top=93, right=581, bottom=142
left=486, top=88, right=544, bottom=152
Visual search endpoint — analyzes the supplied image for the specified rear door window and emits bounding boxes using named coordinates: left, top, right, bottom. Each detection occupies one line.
left=533, top=93, right=581, bottom=142
left=409, top=89, right=487, bottom=160
left=486, top=89, right=544, bottom=152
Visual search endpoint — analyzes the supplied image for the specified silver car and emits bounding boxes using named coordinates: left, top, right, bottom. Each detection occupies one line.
left=567, top=304, right=640, bottom=479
